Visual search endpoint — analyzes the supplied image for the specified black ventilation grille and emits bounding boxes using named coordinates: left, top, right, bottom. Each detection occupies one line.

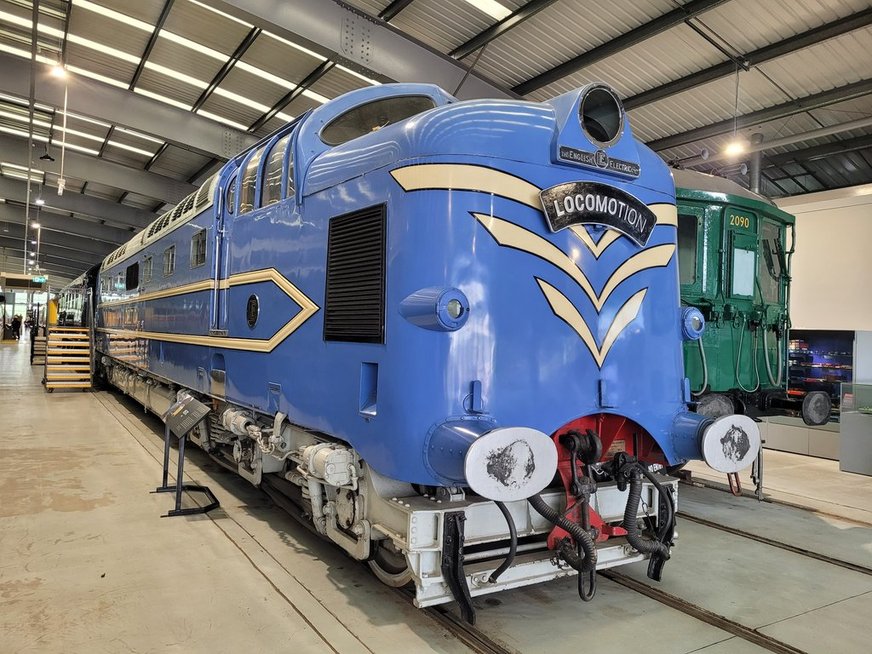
left=324, top=205, right=386, bottom=344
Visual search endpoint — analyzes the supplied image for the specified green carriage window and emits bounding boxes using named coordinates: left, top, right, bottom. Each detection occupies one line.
left=677, top=213, right=698, bottom=285
left=732, top=248, right=755, bottom=297
left=759, top=222, right=782, bottom=304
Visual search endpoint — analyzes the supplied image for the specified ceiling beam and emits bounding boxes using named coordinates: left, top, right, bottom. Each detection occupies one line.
left=211, top=0, right=513, bottom=100
left=765, top=133, right=872, bottom=167
left=0, top=54, right=257, bottom=159
left=450, top=0, right=558, bottom=60
left=647, top=77, right=872, bottom=152
left=379, top=0, right=415, bottom=22
left=0, top=253, right=84, bottom=279
left=129, top=0, right=176, bottom=90
left=0, top=203, right=131, bottom=244
left=0, top=221, right=115, bottom=258
left=249, top=60, right=334, bottom=132
left=192, top=26, right=262, bottom=112
left=0, top=134, right=195, bottom=204
left=0, top=239, right=105, bottom=266
left=0, top=177, right=157, bottom=231
left=512, top=0, right=729, bottom=96
left=624, top=7, right=872, bottom=110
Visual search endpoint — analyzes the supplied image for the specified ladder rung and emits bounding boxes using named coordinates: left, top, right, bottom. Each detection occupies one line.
left=46, top=382, right=92, bottom=389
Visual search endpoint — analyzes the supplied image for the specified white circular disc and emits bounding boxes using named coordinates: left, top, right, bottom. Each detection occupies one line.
left=701, top=414, right=761, bottom=473
left=464, top=427, right=557, bottom=502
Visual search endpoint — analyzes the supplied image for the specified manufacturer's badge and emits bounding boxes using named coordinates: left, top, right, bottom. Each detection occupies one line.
left=559, top=145, right=640, bottom=177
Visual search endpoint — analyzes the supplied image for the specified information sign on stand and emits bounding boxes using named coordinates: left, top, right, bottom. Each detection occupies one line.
left=155, top=394, right=219, bottom=517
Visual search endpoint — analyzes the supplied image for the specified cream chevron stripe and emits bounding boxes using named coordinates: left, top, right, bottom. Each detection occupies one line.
left=473, top=213, right=674, bottom=311
left=390, top=163, right=677, bottom=257
left=569, top=226, right=622, bottom=259
left=537, top=279, right=647, bottom=368
left=390, top=163, right=541, bottom=209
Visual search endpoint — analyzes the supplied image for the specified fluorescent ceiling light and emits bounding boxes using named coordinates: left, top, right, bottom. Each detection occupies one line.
left=65, top=65, right=129, bottom=89
left=462, top=0, right=512, bottom=20
left=144, top=62, right=208, bottom=88
left=186, top=0, right=253, bottom=28
left=0, top=110, right=52, bottom=129
left=336, top=64, right=380, bottom=86
left=0, top=126, right=48, bottom=142
left=133, top=88, right=192, bottom=111
left=195, top=109, right=249, bottom=131
left=105, top=141, right=157, bottom=158
left=74, top=0, right=152, bottom=31
left=262, top=31, right=326, bottom=62
left=114, top=126, right=164, bottom=145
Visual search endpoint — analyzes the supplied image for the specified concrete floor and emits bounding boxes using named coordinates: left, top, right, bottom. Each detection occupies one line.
left=2, top=339, right=871, bottom=653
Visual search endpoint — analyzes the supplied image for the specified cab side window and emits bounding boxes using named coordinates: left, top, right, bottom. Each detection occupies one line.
left=677, top=214, right=698, bottom=285
left=261, top=135, right=290, bottom=207
left=239, top=146, right=265, bottom=215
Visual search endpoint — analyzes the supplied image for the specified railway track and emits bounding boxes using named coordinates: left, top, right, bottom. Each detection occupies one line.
left=601, top=570, right=807, bottom=654
left=678, top=511, right=872, bottom=576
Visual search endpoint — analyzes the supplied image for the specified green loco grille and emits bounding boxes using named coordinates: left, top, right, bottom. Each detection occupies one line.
left=324, top=204, right=386, bottom=344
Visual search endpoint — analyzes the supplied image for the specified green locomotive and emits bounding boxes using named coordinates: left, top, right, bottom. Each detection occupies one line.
left=673, top=169, right=830, bottom=425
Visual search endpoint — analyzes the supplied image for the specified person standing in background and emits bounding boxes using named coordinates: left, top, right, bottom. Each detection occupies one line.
left=11, top=314, right=22, bottom=340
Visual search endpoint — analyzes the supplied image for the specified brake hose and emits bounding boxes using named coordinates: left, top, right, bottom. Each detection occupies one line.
left=735, top=317, right=761, bottom=393
left=528, top=494, right=597, bottom=572
left=488, top=501, right=517, bottom=584
left=763, top=326, right=783, bottom=387
left=691, top=337, right=708, bottom=398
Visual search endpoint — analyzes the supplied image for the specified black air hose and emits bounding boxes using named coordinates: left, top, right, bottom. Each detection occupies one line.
left=488, top=501, right=517, bottom=584
left=623, top=468, right=671, bottom=559
left=528, top=494, right=597, bottom=571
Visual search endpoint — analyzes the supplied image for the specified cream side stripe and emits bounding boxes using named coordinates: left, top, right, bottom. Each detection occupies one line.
left=97, top=268, right=319, bottom=353
left=98, top=279, right=215, bottom=307
left=537, top=279, right=646, bottom=368
left=474, top=213, right=674, bottom=311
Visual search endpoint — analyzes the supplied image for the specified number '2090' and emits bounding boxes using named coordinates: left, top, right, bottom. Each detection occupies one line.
left=729, top=214, right=750, bottom=229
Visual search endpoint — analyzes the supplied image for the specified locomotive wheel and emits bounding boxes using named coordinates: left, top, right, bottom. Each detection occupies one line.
left=368, top=540, right=413, bottom=587
left=696, top=393, right=734, bottom=419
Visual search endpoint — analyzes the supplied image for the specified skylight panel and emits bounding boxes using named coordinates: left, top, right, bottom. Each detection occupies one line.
left=462, top=0, right=512, bottom=21
left=336, top=64, right=381, bottom=86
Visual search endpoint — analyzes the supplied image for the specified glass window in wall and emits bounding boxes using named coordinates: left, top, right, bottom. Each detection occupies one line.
left=239, top=147, right=265, bottom=215
left=191, top=229, right=207, bottom=268
left=163, top=245, right=176, bottom=276
left=143, top=256, right=153, bottom=282
left=261, top=135, right=290, bottom=207
left=677, top=213, right=698, bottom=285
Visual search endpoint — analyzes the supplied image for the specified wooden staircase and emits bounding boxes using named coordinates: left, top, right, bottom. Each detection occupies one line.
left=31, top=333, right=47, bottom=365
left=44, top=327, right=93, bottom=391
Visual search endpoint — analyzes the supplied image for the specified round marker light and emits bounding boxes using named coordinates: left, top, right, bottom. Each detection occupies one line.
left=681, top=307, right=706, bottom=341
left=446, top=298, right=464, bottom=320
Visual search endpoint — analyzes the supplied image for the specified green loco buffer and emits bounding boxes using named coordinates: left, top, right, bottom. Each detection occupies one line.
left=673, top=169, right=830, bottom=426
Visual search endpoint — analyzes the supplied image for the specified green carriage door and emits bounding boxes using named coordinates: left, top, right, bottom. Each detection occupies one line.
left=726, top=207, right=758, bottom=300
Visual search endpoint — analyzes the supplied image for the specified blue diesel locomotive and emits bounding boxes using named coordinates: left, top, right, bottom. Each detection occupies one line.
left=93, top=82, right=759, bottom=621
